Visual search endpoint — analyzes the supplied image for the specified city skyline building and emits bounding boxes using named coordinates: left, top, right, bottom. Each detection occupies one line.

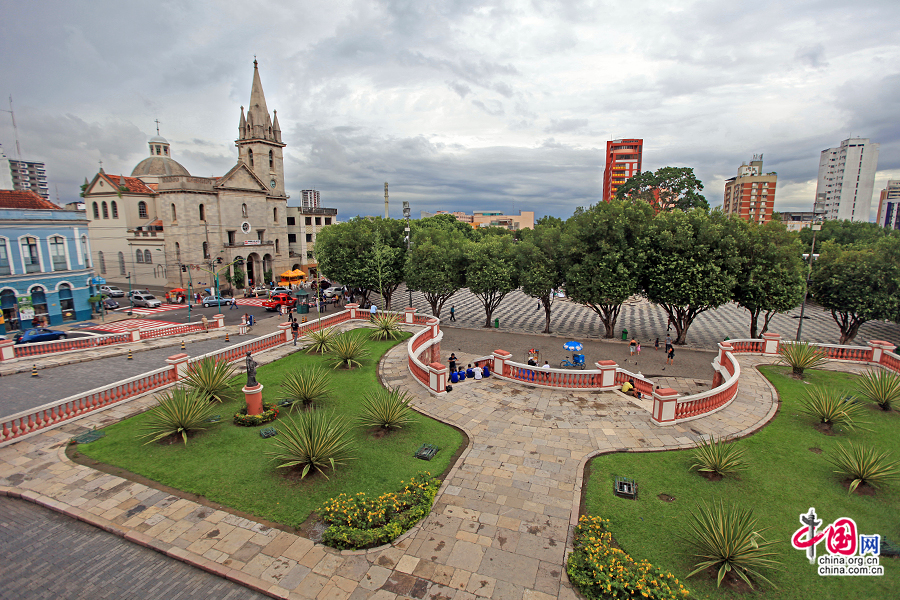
left=0, top=144, right=12, bottom=189
left=813, top=137, right=879, bottom=222
left=300, top=190, right=320, bottom=208
left=876, top=179, right=900, bottom=230
left=723, top=155, right=777, bottom=225
left=602, top=138, right=643, bottom=202
left=8, top=158, right=50, bottom=199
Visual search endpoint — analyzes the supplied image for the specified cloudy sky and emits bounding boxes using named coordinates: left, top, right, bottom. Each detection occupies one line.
left=1, top=0, right=898, bottom=221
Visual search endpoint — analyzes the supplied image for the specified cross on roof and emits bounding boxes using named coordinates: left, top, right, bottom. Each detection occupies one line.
left=154, top=119, right=161, bottom=135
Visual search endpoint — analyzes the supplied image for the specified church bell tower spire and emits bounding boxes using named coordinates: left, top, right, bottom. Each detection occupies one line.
left=235, top=59, right=286, bottom=198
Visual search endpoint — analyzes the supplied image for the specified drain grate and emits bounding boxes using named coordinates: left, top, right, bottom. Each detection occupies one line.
left=73, top=429, right=105, bottom=444
left=205, top=415, right=221, bottom=423
left=260, top=427, right=278, bottom=439
left=414, top=443, right=439, bottom=461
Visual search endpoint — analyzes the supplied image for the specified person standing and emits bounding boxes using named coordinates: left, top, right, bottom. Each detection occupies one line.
left=636, top=341, right=641, bottom=355
left=449, top=305, right=456, bottom=322
left=200, top=315, right=209, bottom=331
left=665, top=334, right=672, bottom=353
left=666, top=346, right=675, bottom=365
left=291, top=319, right=300, bottom=346
left=370, top=303, right=377, bottom=319
left=629, top=338, right=636, bottom=356
left=654, top=337, right=660, bottom=351
left=448, top=353, right=457, bottom=373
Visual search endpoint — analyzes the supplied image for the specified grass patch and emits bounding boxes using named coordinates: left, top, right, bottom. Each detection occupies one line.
left=77, top=330, right=464, bottom=530
left=582, top=366, right=900, bottom=599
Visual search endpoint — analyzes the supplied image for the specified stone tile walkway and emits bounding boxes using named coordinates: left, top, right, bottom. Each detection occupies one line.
left=0, top=323, right=790, bottom=600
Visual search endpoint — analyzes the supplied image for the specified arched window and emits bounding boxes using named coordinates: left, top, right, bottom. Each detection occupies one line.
left=273, top=207, right=277, bottom=223
left=81, top=236, right=90, bottom=268
left=275, top=238, right=280, bottom=254
left=136, top=250, right=144, bottom=263
left=175, top=242, right=181, bottom=261
left=171, top=203, right=177, bottom=221
left=118, top=252, right=126, bottom=275
left=199, top=204, right=205, bottom=221
left=242, top=203, right=248, bottom=218
left=248, top=149, right=254, bottom=168
left=144, top=250, right=152, bottom=263
left=101, top=201, right=109, bottom=219
left=59, top=284, right=75, bottom=321
left=111, top=201, right=118, bottom=218
left=0, top=238, right=10, bottom=276
left=202, top=242, right=209, bottom=259
left=21, top=236, right=40, bottom=273
left=269, top=150, right=273, bottom=169
left=92, top=202, right=99, bottom=219
left=99, top=251, right=106, bottom=274
left=138, top=201, right=148, bottom=219
left=49, top=236, right=67, bottom=271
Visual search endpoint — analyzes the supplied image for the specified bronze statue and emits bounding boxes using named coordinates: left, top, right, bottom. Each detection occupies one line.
left=245, top=352, right=258, bottom=387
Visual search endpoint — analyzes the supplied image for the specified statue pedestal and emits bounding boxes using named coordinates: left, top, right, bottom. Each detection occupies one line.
left=242, top=384, right=264, bottom=415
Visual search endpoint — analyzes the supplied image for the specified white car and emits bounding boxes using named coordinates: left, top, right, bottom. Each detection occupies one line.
left=100, top=285, right=125, bottom=297
left=323, top=287, right=345, bottom=299
left=131, top=293, right=162, bottom=308
left=270, top=286, right=292, bottom=296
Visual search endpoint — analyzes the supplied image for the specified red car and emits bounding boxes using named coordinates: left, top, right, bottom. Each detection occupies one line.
left=263, top=293, right=298, bottom=312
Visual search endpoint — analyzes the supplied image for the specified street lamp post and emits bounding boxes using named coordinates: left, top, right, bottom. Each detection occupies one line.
left=795, top=222, right=822, bottom=341
left=403, top=201, right=411, bottom=307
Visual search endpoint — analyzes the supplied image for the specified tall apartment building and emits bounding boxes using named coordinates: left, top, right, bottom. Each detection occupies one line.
left=602, top=139, right=643, bottom=201
left=723, top=155, right=777, bottom=224
left=876, top=180, right=900, bottom=230
left=0, top=144, right=13, bottom=189
left=300, top=190, right=320, bottom=208
left=814, top=137, right=879, bottom=222
left=8, top=158, right=49, bottom=199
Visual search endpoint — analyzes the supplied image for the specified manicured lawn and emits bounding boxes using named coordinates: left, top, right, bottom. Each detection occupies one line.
left=77, top=330, right=465, bottom=530
left=582, top=366, right=899, bottom=600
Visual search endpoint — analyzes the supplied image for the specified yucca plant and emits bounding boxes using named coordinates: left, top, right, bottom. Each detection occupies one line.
left=358, top=387, right=415, bottom=430
left=327, top=333, right=370, bottom=369
left=139, top=388, right=221, bottom=445
left=682, top=500, right=781, bottom=589
left=828, top=441, right=900, bottom=494
left=369, top=312, right=403, bottom=341
left=689, top=435, right=746, bottom=478
left=266, top=410, right=356, bottom=479
left=855, top=368, right=900, bottom=411
left=280, top=366, right=332, bottom=411
left=799, top=385, right=868, bottom=431
left=777, top=341, right=827, bottom=377
left=305, top=326, right=339, bottom=354
left=181, top=355, right=236, bottom=402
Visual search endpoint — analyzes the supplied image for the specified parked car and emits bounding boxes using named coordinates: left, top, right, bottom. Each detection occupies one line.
left=251, top=286, right=269, bottom=297
left=128, top=289, right=151, bottom=298
left=14, top=328, right=68, bottom=344
left=323, top=286, right=345, bottom=299
left=270, top=286, right=292, bottom=296
left=131, top=293, right=162, bottom=308
left=99, top=285, right=125, bottom=297
left=263, top=293, right=298, bottom=312
left=102, top=298, right=120, bottom=310
left=202, top=295, right=234, bottom=308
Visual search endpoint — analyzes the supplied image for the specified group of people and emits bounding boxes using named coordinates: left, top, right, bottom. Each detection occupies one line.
left=628, top=335, right=675, bottom=365
left=447, top=353, right=489, bottom=384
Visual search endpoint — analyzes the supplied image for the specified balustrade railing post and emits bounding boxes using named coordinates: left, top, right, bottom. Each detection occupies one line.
left=0, top=340, right=14, bottom=362
left=492, top=349, right=512, bottom=377
left=126, top=325, right=141, bottom=343
left=595, top=360, right=618, bottom=389
left=762, top=332, right=781, bottom=355
left=165, top=353, right=190, bottom=380
left=428, top=361, right=448, bottom=394
left=868, top=340, right=895, bottom=365
left=345, top=303, right=359, bottom=319
left=651, top=387, right=681, bottom=425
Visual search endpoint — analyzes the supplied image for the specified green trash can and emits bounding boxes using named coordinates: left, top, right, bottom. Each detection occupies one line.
left=621, top=328, right=628, bottom=340
left=494, top=318, right=499, bottom=329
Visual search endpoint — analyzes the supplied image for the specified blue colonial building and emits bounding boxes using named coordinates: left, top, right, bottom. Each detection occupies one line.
left=0, top=190, right=94, bottom=335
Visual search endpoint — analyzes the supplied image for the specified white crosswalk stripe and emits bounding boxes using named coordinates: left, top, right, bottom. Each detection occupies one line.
left=88, top=319, right=181, bottom=333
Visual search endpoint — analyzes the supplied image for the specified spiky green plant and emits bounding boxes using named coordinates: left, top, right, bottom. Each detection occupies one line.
left=828, top=441, right=900, bottom=494
left=139, top=388, right=221, bottom=445
left=280, top=366, right=332, bottom=411
left=358, top=387, right=415, bottom=430
left=305, top=326, right=339, bottom=354
left=369, top=312, right=403, bottom=341
left=855, top=368, right=900, bottom=411
left=181, top=355, right=236, bottom=402
left=689, top=436, right=746, bottom=478
left=682, top=500, right=781, bottom=589
left=799, top=385, right=868, bottom=431
left=327, top=333, right=370, bottom=369
left=777, top=341, right=827, bottom=377
left=266, top=410, right=356, bottom=479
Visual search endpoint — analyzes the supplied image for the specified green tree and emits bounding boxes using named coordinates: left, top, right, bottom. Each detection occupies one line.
left=640, top=209, right=746, bottom=344
left=799, top=219, right=896, bottom=248
left=465, top=235, right=519, bottom=328
left=615, top=166, right=709, bottom=211
left=413, top=213, right=474, bottom=238
left=517, top=223, right=565, bottom=333
left=809, top=237, right=900, bottom=344
left=405, top=227, right=467, bottom=317
left=733, top=220, right=805, bottom=338
left=563, top=200, right=653, bottom=338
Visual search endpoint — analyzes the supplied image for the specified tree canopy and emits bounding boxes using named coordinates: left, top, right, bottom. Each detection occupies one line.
left=465, top=235, right=519, bottom=328
left=615, top=166, right=709, bottom=212
left=405, top=226, right=468, bottom=317
left=517, top=223, right=565, bottom=333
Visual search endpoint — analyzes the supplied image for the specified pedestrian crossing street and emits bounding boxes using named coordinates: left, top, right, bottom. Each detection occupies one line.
left=88, top=319, right=181, bottom=333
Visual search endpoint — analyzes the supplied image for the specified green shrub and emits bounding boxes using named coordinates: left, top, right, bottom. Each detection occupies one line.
left=777, top=342, right=827, bottom=377
left=855, top=368, right=900, bottom=411
left=358, top=387, right=414, bottom=430
left=567, top=515, right=689, bottom=599
left=682, top=500, right=780, bottom=589
left=139, top=388, right=221, bottom=445
left=280, top=366, right=332, bottom=411
left=319, top=472, right=440, bottom=550
left=233, top=402, right=279, bottom=426
left=828, top=440, right=900, bottom=494
left=327, top=333, right=370, bottom=369
left=369, top=312, right=403, bottom=341
left=266, top=410, right=355, bottom=479
left=305, top=326, right=339, bottom=354
left=799, top=385, right=867, bottom=431
left=689, top=435, right=746, bottom=478
left=182, top=356, right=237, bottom=402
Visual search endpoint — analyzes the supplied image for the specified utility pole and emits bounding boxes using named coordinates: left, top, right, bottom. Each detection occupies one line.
left=795, top=222, right=822, bottom=341
left=384, top=182, right=389, bottom=219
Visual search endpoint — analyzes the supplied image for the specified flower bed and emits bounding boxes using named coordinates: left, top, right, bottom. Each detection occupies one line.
left=567, top=515, right=689, bottom=600
left=233, top=402, right=280, bottom=427
left=319, top=472, right=440, bottom=549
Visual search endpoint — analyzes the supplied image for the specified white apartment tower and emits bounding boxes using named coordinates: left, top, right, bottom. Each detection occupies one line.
left=814, top=137, right=879, bottom=222
left=300, top=190, right=320, bottom=208
left=876, top=180, right=900, bottom=230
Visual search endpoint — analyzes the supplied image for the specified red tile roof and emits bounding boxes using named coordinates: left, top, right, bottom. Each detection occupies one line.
left=100, top=173, right=155, bottom=195
left=0, top=189, right=61, bottom=209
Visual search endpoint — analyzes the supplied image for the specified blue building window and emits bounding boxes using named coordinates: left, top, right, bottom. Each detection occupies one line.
left=0, top=242, right=9, bottom=275
left=21, top=237, right=40, bottom=273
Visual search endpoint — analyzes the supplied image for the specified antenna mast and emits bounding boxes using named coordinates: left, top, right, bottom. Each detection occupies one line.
left=2, top=95, right=23, bottom=160
left=384, top=182, right=389, bottom=219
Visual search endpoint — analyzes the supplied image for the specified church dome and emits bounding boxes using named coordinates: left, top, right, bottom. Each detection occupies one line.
left=149, top=135, right=168, bottom=144
left=131, top=156, right=190, bottom=177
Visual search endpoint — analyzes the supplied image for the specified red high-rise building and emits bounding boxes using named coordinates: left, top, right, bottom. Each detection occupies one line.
left=602, top=139, right=643, bottom=202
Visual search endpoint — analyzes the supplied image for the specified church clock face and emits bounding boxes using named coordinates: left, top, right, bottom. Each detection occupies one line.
left=270, top=179, right=277, bottom=188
